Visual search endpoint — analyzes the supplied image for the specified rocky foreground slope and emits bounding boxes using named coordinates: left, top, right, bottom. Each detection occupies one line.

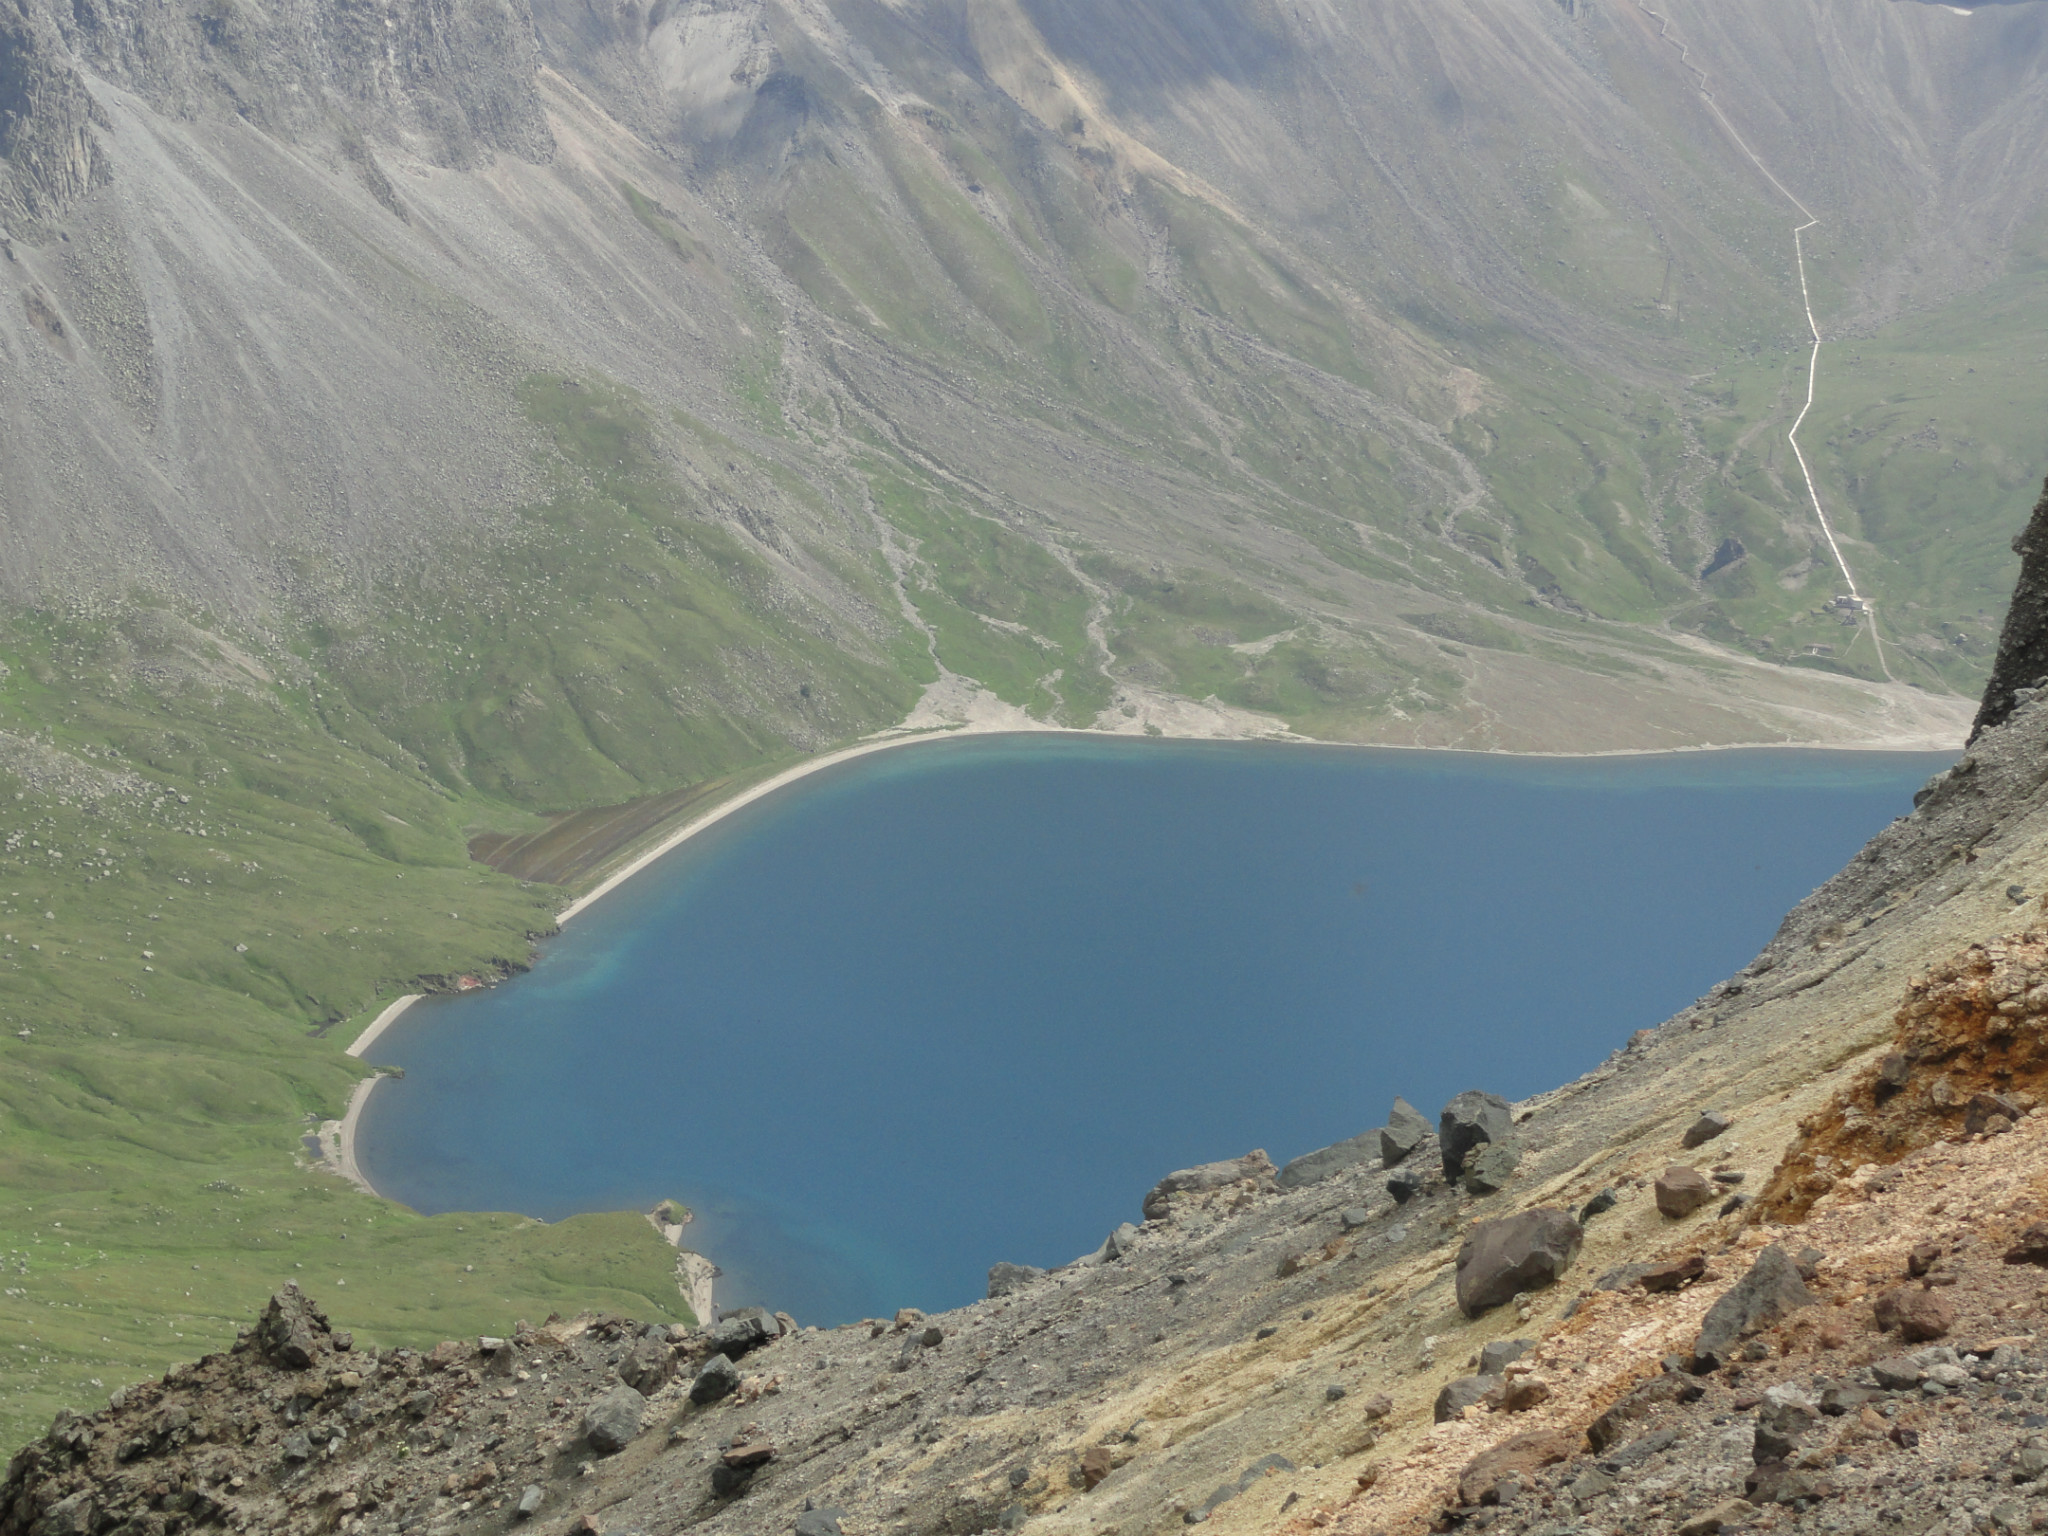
left=15, top=485, right=2048, bottom=1536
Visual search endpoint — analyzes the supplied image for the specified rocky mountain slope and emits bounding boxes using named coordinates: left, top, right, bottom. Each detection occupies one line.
left=3, top=0, right=2046, bottom=1474
left=2, top=0, right=2044, bottom=748
left=12, top=480, right=2048, bottom=1536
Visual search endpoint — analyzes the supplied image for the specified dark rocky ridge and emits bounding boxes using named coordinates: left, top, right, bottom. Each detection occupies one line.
left=1974, top=476, right=2048, bottom=742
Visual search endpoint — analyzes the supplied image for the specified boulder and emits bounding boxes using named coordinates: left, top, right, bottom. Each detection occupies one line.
left=988, top=1262, right=1046, bottom=1298
left=1966, top=1092, right=2023, bottom=1135
left=1461, top=1141, right=1521, bottom=1195
left=2007, top=1227, right=2048, bottom=1267
left=253, top=1284, right=330, bottom=1370
left=582, top=1385, right=644, bottom=1455
left=1502, top=1376, right=1550, bottom=1412
left=1455, top=1429, right=1575, bottom=1506
left=516, top=1485, right=544, bottom=1519
left=795, top=1510, right=848, bottom=1536
left=1439, top=1091, right=1512, bottom=1181
left=709, top=1307, right=779, bottom=1360
left=1579, top=1187, right=1618, bottom=1221
left=1386, top=1168, right=1425, bottom=1204
left=1640, top=1254, right=1706, bottom=1293
left=1875, top=1286, right=1954, bottom=1342
left=1141, top=1150, right=1278, bottom=1220
left=1433, top=1374, right=1501, bottom=1422
left=1339, top=1207, right=1372, bottom=1231
left=1654, top=1165, right=1716, bottom=1219
left=1682, top=1110, right=1733, bottom=1149
left=1454, top=1208, right=1582, bottom=1318
left=1278, top=1131, right=1379, bottom=1189
left=1693, top=1245, right=1815, bottom=1368
left=1907, top=1242, right=1942, bottom=1277
left=617, top=1335, right=673, bottom=1395
left=690, top=1354, right=741, bottom=1406
left=1869, top=1356, right=1924, bottom=1390
left=1479, top=1338, right=1531, bottom=1376
left=1380, top=1097, right=1431, bottom=1167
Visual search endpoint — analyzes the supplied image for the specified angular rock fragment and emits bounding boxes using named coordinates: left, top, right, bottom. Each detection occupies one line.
left=690, top=1353, right=741, bottom=1406
left=1386, top=1168, right=1425, bottom=1204
left=2005, top=1227, right=2048, bottom=1267
left=1339, top=1207, right=1372, bottom=1231
left=1579, top=1187, right=1618, bottom=1221
left=618, top=1334, right=673, bottom=1395
left=1693, top=1244, right=1815, bottom=1368
left=1654, top=1165, right=1715, bottom=1219
left=1908, top=1242, right=1942, bottom=1278
left=1479, top=1338, right=1531, bottom=1375
left=1501, top=1375, right=1550, bottom=1412
left=1875, top=1285, right=1954, bottom=1342
left=1439, top=1091, right=1512, bottom=1182
left=795, top=1509, right=848, bottom=1536
left=1682, top=1110, right=1732, bottom=1149
left=1966, top=1091, right=2023, bottom=1135
left=253, top=1284, right=330, bottom=1370
left=1456, top=1429, right=1574, bottom=1506
left=1640, top=1254, right=1706, bottom=1292
left=1455, top=1208, right=1582, bottom=1318
left=708, top=1306, right=779, bottom=1360
left=1380, top=1097, right=1431, bottom=1168
left=1433, top=1374, right=1500, bottom=1422
left=583, top=1384, right=645, bottom=1454
left=1461, top=1140, right=1520, bottom=1195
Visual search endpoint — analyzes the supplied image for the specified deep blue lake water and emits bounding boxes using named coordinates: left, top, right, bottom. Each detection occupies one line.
left=356, top=734, right=1952, bottom=1324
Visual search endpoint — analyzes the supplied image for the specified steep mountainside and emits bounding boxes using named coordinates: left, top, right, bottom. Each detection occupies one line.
left=2, top=0, right=2045, bottom=1455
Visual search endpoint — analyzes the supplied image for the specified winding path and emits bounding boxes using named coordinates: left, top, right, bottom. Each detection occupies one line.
left=1631, top=1, right=1894, bottom=681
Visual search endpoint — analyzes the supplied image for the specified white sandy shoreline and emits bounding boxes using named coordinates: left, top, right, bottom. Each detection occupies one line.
left=326, top=709, right=1963, bottom=1207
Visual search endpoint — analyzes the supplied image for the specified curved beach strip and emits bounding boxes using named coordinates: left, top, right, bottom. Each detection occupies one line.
left=554, top=724, right=1045, bottom=927
left=347, top=993, right=422, bottom=1060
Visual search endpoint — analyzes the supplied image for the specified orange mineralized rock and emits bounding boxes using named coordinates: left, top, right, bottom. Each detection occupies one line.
left=1758, top=932, right=2048, bottom=1222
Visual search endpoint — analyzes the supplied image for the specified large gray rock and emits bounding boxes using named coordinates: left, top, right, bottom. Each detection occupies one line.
left=1278, top=1130, right=1378, bottom=1189
left=1682, top=1110, right=1733, bottom=1149
left=617, top=1334, right=673, bottom=1395
left=796, top=1510, right=847, bottom=1536
left=690, top=1353, right=742, bottom=1406
left=1439, top=1091, right=1513, bottom=1181
left=708, top=1306, right=779, bottom=1360
left=582, top=1385, right=645, bottom=1454
left=1380, top=1096, right=1431, bottom=1168
left=1433, top=1374, right=1501, bottom=1422
left=1461, top=1141, right=1521, bottom=1195
left=253, top=1284, right=330, bottom=1370
left=1141, top=1150, right=1278, bottom=1220
left=1693, top=1244, right=1816, bottom=1368
left=1455, top=1208, right=1583, bottom=1318
left=987, top=1262, right=1046, bottom=1298
left=1479, top=1338, right=1532, bottom=1376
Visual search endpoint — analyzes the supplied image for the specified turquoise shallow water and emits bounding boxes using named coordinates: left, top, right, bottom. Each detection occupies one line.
left=356, top=734, right=1953, bottom=1324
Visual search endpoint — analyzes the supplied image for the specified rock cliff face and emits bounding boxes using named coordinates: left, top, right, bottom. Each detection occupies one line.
left=1974, top=476, right=2048, bottom=741
left=0, top=0, right=106, bottom=229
